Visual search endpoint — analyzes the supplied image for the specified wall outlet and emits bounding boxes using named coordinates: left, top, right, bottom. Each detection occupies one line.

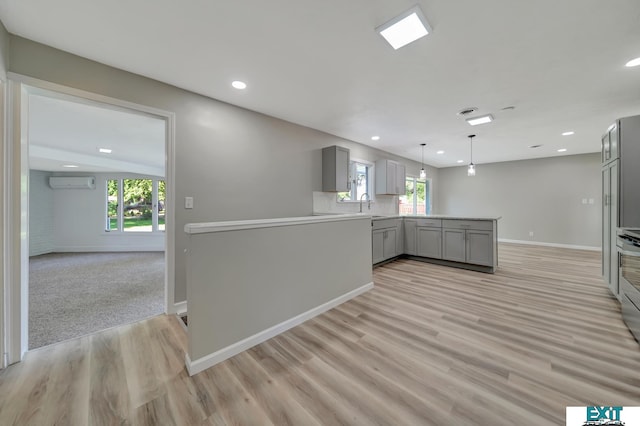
left=581, top=198, right=588, bottom=204
left=529, top=231, right=534, bottom=237
left=588, top=198, right=594, bottom=204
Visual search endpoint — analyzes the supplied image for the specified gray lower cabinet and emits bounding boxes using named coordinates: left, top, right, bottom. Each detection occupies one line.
left=417, top=227, right=442, bottom=259
left=442, top=222, right=494, bottom=267
left=466, top=230, right=494, bottom=266
left=374, top=217, right=497, bottom=271
left=404, top=219, right=417, bottom=255
left=442, top=229, right=465, bottom=262
left=372, top=228, right=397, bottom=264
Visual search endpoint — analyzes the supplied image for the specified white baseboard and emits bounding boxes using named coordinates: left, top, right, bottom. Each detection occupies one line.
left=54, top=246, right=164, bottom=252
left=172, top=301, right=187, bottom=315
left=499, top=238, right=601, bottom=252
left=185, top=281, right=374, bottom=376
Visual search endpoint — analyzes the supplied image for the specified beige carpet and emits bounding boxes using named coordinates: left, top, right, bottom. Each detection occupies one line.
left=29, top=252, right=164, bottom=349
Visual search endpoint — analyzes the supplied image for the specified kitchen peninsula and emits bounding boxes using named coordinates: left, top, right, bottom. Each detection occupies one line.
left=372, top=215, right=500, bottom=273
left=183, top=213, right=372, bottom=375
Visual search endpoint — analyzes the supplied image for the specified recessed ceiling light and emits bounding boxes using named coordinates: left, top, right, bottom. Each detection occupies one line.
left=231, top=80, right=247, bottom=90
left=529, top=144, right=543, bottom=149
left=99, top=148, right=112, bottom=154
left=371, top=136, right=380, bottom=141
left=625, top=57, right=640, bottom=67
left=377, top=5, right=431, bottom=50
left=562, top=131, right=575, bottom=136
left=466, top=114, right=494, bottom=126
left=436, top=150, right=444, bottom=154
left=62, top=164, right=78, bottom=168
left=457, top=160, right=464, bottom=163
left=557, top=148, right=567, bottom=152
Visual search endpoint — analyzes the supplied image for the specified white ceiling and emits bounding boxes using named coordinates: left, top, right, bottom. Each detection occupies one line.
left=2, top=0, right=640, bottom=168
left=28, top=92, right=165, bottom=175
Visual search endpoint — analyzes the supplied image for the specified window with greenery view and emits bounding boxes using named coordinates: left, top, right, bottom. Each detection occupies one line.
left=399, top=177, right=431, bottom=215
left=337, top=161, right=372, bottom=202
left=106, top=178, right=165, bottom=232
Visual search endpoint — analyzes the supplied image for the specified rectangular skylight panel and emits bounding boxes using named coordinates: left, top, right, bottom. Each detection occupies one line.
left=377, top=6, right=431, bottom=50
left=466, top=115, right=494, bottom=126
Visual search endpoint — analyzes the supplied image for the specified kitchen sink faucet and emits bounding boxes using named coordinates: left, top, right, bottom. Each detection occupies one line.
left=359, top=193, right=371, bottom=213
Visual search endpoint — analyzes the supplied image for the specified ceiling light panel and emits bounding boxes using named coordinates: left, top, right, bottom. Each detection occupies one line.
left=377, top=5, right=432, bottom=50
left=99, top=148, right=112, bottom=153
left=231, top=80, right=247, bottom=89
left=466, top=114, right=494, bottom=126
left=562, top=131, right=574, bottom=136
left=625, top=57, right=640, bottom=67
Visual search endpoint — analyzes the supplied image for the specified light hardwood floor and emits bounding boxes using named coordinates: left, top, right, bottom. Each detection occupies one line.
left=1, top=243, right=639, bottom=425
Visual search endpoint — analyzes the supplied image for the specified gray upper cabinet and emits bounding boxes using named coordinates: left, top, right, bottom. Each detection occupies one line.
left=322, top=145, right=350, bottom=192
left=375, top=159, right=406, bottom=195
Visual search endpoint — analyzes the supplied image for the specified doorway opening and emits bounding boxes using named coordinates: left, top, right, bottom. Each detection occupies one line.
left=13, top=81, right=175, bottom=352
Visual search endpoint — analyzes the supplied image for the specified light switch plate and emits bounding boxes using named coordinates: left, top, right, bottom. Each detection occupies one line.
left=185, top=196, right=194, bottom=209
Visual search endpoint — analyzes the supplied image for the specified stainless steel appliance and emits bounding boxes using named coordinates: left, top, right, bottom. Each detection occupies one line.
left=617, top=228, right=640, bottom=342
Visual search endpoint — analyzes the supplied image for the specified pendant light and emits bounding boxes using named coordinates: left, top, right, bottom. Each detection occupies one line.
left=419, top=143, right=427, bottom=179
left=467, top=134, right=476, bottom=176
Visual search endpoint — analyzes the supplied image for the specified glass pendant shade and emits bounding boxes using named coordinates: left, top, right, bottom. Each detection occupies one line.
left=419, top=143, right=426, bottom=179
left=467, top=163, right=476, bottom=176
left=467, top=135, right=476, bottom=177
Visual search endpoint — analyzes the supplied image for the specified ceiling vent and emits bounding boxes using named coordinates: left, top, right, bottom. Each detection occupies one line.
left=457, top=107, right=477, bottom=116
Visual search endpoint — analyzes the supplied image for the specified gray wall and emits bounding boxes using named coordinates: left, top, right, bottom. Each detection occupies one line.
left=28, top=170, right=54, bottom=256
left=437, top=153, right=601, bottom=248
left=0, top=20, right=8, bottom=79
left=8, top=36, right=428, bottom=303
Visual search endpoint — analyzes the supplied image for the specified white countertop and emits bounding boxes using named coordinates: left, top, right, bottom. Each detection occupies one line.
left=373, top=215, right=502, bottom=221
left=185, top=213, right=370, bottom=234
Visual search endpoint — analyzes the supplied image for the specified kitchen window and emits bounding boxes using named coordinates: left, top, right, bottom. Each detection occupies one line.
left=399, top=177, right=431, bottom=215
left=338, top=160, right=373, bottom=202
left=106, top=177, right=165, bottom=232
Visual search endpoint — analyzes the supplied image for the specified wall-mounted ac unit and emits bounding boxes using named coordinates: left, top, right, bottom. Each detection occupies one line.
left=49, top=176, right=96, bottom=190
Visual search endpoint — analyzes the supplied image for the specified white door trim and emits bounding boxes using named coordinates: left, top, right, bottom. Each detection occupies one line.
left=4, top=73, right=177, bottom=364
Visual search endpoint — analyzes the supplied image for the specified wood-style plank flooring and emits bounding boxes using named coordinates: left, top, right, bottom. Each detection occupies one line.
left=1, top=243, right=639, bottom=425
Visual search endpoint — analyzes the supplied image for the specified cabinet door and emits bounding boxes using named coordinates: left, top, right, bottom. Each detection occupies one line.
left=395, top=220, right=404, bottom=255
left=609, top=162, right=619, bottom=296
left=417, top=227, right=442, bottom=259
left=442, top=229, right=465, bottom=262
left=396, top=163, right=406, bottom=194
left=404, top=220, right=417, bottom=255
left=372, top=230, right=385, bottom=264
left=386, top=161, right=397, bottom=195
left=322, top=145, right=350, bottom=192
left=602, top=132, right=611, bottom=164
left=466, top=230, right=493, bottom=266
left=609, top=123, right=619, bottom=162
left=603, top=167, right=611, bottom=283
left=383, top=229, right=397, bottom=260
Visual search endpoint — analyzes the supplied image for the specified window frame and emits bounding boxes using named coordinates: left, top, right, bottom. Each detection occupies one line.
left=337, top=159, right=375, bottom=203
left=400, top=175, right=432, bottom=215
left=105, top=176, right=166, bottom=233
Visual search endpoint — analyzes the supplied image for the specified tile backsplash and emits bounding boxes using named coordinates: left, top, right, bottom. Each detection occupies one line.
left=312, top=191, right=398, bottom=216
